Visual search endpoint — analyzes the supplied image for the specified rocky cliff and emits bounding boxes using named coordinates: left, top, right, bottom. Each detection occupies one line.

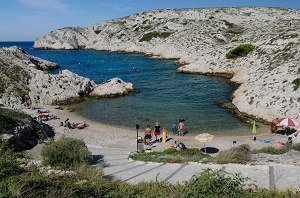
left=34, top=7, right=300, bottom=122
left=0, top=46, right=134, bottom=109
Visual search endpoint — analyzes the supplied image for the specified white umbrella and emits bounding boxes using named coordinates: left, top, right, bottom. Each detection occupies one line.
left=195, top=133, right=214, bottom=153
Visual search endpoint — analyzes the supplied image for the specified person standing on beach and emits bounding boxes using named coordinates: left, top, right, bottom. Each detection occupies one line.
left=171, top=122, right=178, bottom=135
left=178, top=119, right=185, bottom=136
left=144, top=124, right=152, bottom=145
left=154, top=122, right=161, bottom=141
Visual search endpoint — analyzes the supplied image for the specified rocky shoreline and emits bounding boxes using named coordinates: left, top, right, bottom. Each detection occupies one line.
left=0, top=46, right=135, bottom=109
left=34, top=7, right=300, bottom=122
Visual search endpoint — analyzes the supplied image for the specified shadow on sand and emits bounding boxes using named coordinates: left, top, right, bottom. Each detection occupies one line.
left=200, top=147, right=219, bottom=154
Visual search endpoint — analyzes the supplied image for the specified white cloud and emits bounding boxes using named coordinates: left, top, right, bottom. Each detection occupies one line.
left=16, top=0, right=68, bottom=11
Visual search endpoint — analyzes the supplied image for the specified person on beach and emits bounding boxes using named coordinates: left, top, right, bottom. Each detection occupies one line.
left=286, top=136, right=293, bottom=146
left=144, top=124, right=152, bottom=145
left=232, top=140, right=237, bottom=147
left=171, top=122, right=178, bottom=135
left=154, top=122, right=161, bottom=141
left=270, top=121, right=278, bottom=133
left=178, top=119, right=185, bottom=136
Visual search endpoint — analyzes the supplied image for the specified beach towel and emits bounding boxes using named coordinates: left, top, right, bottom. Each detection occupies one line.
left=271, top=142, right=285, bottom=149
left=149, top=139, right=157, bottom=147
left=258, top=139, right=272, bottom=144
left=32, top=107, right=44, bottom=110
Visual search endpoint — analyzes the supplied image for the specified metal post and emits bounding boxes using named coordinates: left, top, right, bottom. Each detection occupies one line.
left=136, top=124, right=139, bottom=153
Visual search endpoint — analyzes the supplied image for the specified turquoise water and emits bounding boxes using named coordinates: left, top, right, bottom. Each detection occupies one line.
left=0, top=42, right=250, bottom=134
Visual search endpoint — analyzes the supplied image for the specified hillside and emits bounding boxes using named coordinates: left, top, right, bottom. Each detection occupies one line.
left=34, top=7, right=300, bottom=121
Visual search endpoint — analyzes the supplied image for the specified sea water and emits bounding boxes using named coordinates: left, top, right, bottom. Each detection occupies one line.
left=0, top=42, right=251, bottom=135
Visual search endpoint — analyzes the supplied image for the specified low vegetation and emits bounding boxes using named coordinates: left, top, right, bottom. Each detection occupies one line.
left=252, top=143, right=300, bottom=155
left=292, top=78, right=300, bottom=90
left=215, top=144, right=251, bottom=164
left=252, top=146, right=289, bottom=155
left=226, top=44, right=255, bottom=59
left=130, top=148, right=211, bottom=163
left=0, top=138, right=299, bottom=197
left=0, top=60, right=30, bottom=97
left=139, top=31, right=172, bottom=42
left=41, top=137, right=91, bottom=169
left=0, top=107, right=31, bottom=130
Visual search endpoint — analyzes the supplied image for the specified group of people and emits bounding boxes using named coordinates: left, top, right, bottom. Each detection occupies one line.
left=270, top=118, right=297, bottom=135
left=171, top=140, right=186, bottom=151
left=36, top=110, right=58, bottom=121
left=60, top=118, right=88, bottom=130
left=171, top=119, right=185, bottom=136
left=35, top=109, right=58, bottom=122
left=144, top=119, right=186, bottom=145
left=144, top=122, right=164, bottom=145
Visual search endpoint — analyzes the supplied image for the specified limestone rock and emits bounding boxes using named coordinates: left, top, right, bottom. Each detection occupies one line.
left=0, top=47, right=135, bottom=108
left=90, top=78, right=134, bottom=97
left=35, top=7, right=300, bottom=122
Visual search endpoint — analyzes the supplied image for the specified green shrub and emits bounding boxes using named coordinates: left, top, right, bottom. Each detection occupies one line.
left=35, top=130, right=45, bottom=143
left=139, top=31, right=172, bottom=42
left=291, top=143, right=300, bottom=151
left=292, top=78, right=300, bottom=90
left=130, top=148, right=210, bottom=163
left=0, top=107, right=32, bottom=130
left=41, top=137, right=91, bottom=169
left=226, top=44, right=255, bottom=59
left=252, top=146, right=289, bottom=155
left=0, top=60, right=30, bottom=96
left=0, top=142, right=26, bottom=180
left=182, top=169, right=249, bottom=197
left=216, top=144, right=250, bottom=164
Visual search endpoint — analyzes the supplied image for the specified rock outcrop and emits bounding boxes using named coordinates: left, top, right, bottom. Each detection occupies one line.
left=0, top=46, right=134, bottom=108
left=34, top=7, right=300, bottom=122
left=90, top=78, right=134, bottom=97
left=0, top=107, right=54, bottom=150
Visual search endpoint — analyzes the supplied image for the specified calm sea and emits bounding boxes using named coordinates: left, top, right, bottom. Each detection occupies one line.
left=0, top=41, right=251, bottom=135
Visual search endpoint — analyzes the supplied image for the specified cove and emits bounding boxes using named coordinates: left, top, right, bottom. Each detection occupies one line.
left=1, top=42, right=250, bottom=135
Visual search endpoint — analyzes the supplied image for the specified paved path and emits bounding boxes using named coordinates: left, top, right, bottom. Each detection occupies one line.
left=88, top=145, right=300, bottom=190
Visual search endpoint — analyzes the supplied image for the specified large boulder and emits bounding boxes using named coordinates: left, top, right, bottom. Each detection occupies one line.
left=90, top=78, right=134, bottom=97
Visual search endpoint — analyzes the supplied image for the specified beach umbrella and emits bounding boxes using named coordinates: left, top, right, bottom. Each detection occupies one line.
left=277, top=117, right=299, bottom=127
left=252, top=121, right=257, bottom=135
left=195, top=133, right=214, bottom=153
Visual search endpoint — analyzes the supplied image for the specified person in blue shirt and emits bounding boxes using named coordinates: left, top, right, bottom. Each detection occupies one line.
left=171, top=122, right=178, bottom=135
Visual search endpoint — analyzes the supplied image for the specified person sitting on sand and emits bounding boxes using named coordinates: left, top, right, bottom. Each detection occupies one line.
left=285, top=136, right=293, bottom=147
left=270, top=121, right=278, bottom=133
left=171, top=141, right=178, bottom=149
left=77, top=122, right=88, bottom=129
left=144, top=124, right=152, bottom=145
left=37, top=110, right=50, bottom=114
left=177, top=141, right=186, bottom=150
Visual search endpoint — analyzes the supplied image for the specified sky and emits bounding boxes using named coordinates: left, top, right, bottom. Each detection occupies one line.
left=1, top=0, right=300, bottom=41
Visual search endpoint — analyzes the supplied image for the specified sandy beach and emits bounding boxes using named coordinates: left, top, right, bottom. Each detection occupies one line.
left=24, top=105, right=291, bottom=158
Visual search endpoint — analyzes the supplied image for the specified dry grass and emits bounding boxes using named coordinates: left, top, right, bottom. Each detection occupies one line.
left=215, top=144, right=251, bottom=164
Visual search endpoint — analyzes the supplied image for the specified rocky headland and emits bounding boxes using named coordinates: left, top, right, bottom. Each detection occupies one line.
left=0, top=46, right=134, bottom=148
left=34, top=7, right=300, bottom=122
left=0, top=46, right=134, bottom=109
